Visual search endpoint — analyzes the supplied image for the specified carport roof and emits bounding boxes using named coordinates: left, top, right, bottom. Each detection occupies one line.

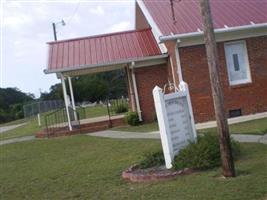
left=45, top=28, right=164, bottom=74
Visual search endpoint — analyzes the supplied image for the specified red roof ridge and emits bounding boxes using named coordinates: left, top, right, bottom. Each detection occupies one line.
left=47, top=28, right=152, bottom=44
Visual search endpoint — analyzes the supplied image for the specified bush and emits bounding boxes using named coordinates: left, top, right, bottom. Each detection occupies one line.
left=139, top=150, right=165, bottom=169
left=125, top=112, right=141, bottom=126
left=173, top=133, right=240, bottom=170
left=114, top=103, right=128, bottom=114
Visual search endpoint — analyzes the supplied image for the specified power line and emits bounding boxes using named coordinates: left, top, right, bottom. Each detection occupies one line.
left=66, top=0, right=81, bottom=25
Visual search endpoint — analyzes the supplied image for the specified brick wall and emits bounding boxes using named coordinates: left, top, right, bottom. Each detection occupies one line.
left=179, top=36, right=267, bottom=122
left=134, top=36, right=267, bottom=123
left=134, top=64, right=168, bottom=122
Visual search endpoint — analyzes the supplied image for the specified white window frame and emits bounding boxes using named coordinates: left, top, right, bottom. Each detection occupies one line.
left=224, top=40, right=252, bottom=86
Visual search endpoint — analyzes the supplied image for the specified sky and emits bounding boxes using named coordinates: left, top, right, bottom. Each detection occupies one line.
left=1, top=0, right=135, bottom=97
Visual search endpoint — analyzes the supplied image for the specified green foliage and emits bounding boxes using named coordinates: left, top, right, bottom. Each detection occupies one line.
left=139, top=150, right=165, bottom=169
left=111, top=99, right=128, bottom=114
left=40, top=70, right=128, bottom=104
left=0, top=88, right=34, bottom=123
left=125, top=112, right=141, bottom=126
left=173, top=134, right=240, bottom=170
left=114, top=104, right=128, bottom=114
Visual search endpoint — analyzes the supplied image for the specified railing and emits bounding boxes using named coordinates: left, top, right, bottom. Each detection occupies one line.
left=45, top=106, right=80, bottom=137
left=106, top=98, right=128, bottom=127
left=106, top=98, right=129, bottom=116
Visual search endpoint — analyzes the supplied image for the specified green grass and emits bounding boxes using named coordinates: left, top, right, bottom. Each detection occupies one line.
left=113, top=118, right=267, bottom=135
left=0, top=118, right=27, bottom=127
left=113, top=122, right=159, bottom=132
left=83, top=105, right=108, bottom=118
left=0, top=106, right=111, bottom=141
left=0, top=136, right=266, bottom=200
left=0, top=117, right=43, bottom=141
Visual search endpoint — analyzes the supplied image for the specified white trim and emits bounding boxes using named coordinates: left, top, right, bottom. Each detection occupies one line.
left=136, top=0, right=167, bottom=53
left=196, top=112, right=267, bottom=130
left=224, top=40, right=252, bottom=86
left=130, top=62, right=142, bottom=121
left=160, top=23, right=267, bottom=47
left=44, top=54, right=168, bottom=75
left=61, top=74, right=72, bottom=131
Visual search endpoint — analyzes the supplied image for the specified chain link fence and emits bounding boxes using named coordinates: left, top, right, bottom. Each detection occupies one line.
left=23, top=100, right=64, bottom=118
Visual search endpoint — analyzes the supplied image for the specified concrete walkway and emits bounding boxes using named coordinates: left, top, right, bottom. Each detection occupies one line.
left=0, top=136, right=35, bottom=146
left=0, top=123, right=27, bottom=134
left=88, top=130, right=267, bottom=144
left=0, top=130, right=266, bottom=146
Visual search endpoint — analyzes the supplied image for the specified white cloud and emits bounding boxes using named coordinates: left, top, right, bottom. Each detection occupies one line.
left=108, top=21, right=131, bottom=33
left=5, top=1, right=22, bottom=9
left=89, top=5, right=105, bottom=16
left=3, top=14, right=33, bottom=31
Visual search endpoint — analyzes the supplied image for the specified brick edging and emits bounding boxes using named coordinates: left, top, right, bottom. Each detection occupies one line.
left=122, top=165, right=196, bottom=182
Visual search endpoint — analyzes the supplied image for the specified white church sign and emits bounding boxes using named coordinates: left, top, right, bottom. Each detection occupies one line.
left=153, top=81, right=197, bottom=169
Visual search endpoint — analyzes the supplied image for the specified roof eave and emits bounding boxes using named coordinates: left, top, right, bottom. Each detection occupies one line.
left=159, top=23, right=267, bottom=42
left=44, top=54, right=168, bottom=75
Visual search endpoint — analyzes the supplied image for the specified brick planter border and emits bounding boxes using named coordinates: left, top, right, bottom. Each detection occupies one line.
left=122, top=165, right=196, bottom=183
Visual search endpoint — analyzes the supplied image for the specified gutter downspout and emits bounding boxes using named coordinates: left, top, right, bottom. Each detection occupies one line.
left=61, top=74, right=72, bottom=131
left=130, top=62, right=143, bottom=121
left=126, top=66, right=136, bottom=112
left=174, top=40, right=183, bottom=82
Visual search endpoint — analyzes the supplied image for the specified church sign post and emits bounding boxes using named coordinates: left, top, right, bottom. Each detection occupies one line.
left=153, top=81, right=197, bottom=169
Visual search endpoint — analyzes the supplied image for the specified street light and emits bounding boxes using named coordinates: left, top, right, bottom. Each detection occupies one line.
left=52, top=19, right=65, bottom=41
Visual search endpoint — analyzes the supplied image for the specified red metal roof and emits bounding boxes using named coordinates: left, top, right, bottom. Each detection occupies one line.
left=142, top=0, right=267, bottom=35
left=47, top=28, right=162, bottom=72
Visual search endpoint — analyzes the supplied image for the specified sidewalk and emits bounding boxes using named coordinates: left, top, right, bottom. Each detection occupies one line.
left=88, top=130, right=267, bottom=144
left=0, top=130, right=266, bottom=146
left=0, top=136, right=35, bottom=146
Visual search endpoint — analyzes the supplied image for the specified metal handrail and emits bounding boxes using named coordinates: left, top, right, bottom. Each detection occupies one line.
left=45, top=106, right=80, bottom=137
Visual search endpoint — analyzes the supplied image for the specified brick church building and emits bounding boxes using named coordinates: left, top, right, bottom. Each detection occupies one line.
left=45, top=0, right=267, bottom=127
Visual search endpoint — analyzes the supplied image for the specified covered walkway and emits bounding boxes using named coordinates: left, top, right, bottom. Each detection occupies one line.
left=44, top=28, right=168, bottom=133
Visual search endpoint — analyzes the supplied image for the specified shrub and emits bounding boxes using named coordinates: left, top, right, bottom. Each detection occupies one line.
left=125, top=111, right=141, bottom=126
left=173, top=133, right=240, bottom=170
left=139, top=150, right=165, bottom=169
left=114, top=103, right=128, bottom=114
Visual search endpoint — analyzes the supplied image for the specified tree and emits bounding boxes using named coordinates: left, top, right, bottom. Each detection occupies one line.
left=0, top=87, right=34, bottom=123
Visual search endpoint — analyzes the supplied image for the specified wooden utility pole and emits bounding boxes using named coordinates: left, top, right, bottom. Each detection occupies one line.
left=200, top=0, right=235, bottom=177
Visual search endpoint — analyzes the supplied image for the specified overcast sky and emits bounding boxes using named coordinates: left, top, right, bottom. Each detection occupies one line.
left=1, top=0, right=135, bottom=97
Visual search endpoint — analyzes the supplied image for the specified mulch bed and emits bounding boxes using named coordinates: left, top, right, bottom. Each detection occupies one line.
left=122, top=165, right=196, bottom=182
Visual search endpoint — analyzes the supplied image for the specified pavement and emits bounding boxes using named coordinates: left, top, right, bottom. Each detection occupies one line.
left=0, top=123, right=27, bottom=134
left=0, top=130, right=266, bottom=146
left=0, top=136, right=35, bottom=146
left=88, top=130, right=267, bottom=144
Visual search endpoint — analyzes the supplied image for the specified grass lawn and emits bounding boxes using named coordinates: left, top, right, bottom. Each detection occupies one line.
left=0, top=135, right=266, bottom=200
left=113, top=117, right=267, bottom=135
left=0, top=118, right=27, bottom=127
left=0, top=105, right=112, bottom=141
left=0, top=117, right=43, bottom=141
left=83, top=105, right=108, bottom=118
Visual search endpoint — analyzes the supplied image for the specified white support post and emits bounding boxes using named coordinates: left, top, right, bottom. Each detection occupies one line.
left=61, top=74, right=72, bottom=131
left=175, top=40, right=183, bottom=82
left=130, top=62, right=142, bottom=121
left=68, top=76, right=77, bottom=120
